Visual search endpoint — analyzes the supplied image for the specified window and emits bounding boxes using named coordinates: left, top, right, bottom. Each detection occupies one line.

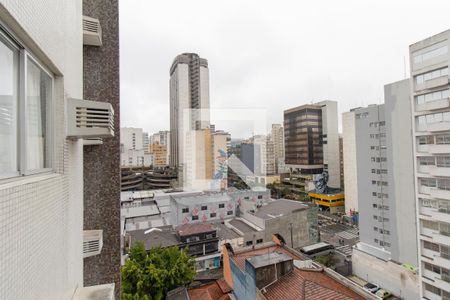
left=424, top=283, right=441, bottom=295
left=424, top=240, right=440, bottom=252
left=419, top=156, right=435, bottom=166
left=257, top=195, right=262, bottom=199
left=0, top=30, right=52, bottom=179
left=373, top=215, right=378, bottom=220
left=227, top=210, right=233, bottom=215
left=414, top=43, right=448, bottom=64
left=418, top=136, right=434, bottom=145
left=374, top=238, right=378, bottom=243
left=437, top=135, right=450, bottom=145
left=201, top=205, right=207, bottom=211
left=371, top=169, right=376, bottom=173
left=256, top=239, right=263, bottom=244
left=192, top=215, right=199, bottom=221
left=422, top=219, right=438, bottom=230
left=424, top=262, right=441, bottom=274
left=416, top=67, right=448, bottom=84
left=210, top=213, right=216, bottom=218
left=372, top=192, right=377, bottom=196
left=373, top=226, right=378, bottom=231
left=246, top=241, right=253, bottom=246
left=437, top=156, right=450, bottom=168
left=416, top=89, right=450, bottom=105
left=182, top=208, right=189, bottom=213
left=373, top=204, right=378, bottom=208
left=219, top=204, right=224, bottom=208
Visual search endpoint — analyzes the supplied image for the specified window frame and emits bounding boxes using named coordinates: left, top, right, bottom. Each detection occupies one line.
left=0, top=26, right=54, bottom=180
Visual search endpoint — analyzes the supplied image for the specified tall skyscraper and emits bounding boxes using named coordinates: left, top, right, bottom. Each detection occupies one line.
left=409, top=30, right=450, bottom=299
left=169, top=53, right=210, bottom=169
left=347, top=79, right=418, bottom=299
left=271, top=124, right=285, bottom=173
left=284, top=100, right=340, bottom=188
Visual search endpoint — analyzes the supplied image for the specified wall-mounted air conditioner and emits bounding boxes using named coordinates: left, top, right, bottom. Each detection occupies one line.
left=83, top=230, right=104, bottom=258
left=67, top=98, right=114, bottom=139
left=83, top=16, right=102, bottom=46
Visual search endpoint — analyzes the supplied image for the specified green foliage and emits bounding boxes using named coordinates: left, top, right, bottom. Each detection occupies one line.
left=314, top=254, right=337, bottom=267
left=122, top=241, right=196, bottom=300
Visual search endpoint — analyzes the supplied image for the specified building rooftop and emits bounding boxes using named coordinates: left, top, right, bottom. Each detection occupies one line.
left=128, top=226, right=179, bottom=250
left=252, top=199, right=308, bottom=220
left=230, top=244, right=364, bottom=300
left=187, top=279, right=232, bottom=300
left=247, top=252, right=292, bottom=269
left=176, top=223, right=215, bottom=236
left=171, top=192, right=232, bottom=206
left=229, top=219, right=258, bottom=233
left=214, top=223, right=241, bottom=240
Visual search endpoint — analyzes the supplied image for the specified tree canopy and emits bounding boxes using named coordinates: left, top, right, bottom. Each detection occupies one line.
left=122, top=241, right=196, bottom=300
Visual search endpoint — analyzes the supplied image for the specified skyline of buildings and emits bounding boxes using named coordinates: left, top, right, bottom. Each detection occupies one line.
left=3, top=1, right=450, bottom=298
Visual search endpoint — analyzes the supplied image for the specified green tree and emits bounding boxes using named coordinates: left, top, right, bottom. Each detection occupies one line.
left=122, top=241, right=196, bottom=300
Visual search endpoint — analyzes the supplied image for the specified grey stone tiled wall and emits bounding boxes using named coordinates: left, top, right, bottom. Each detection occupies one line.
left=82, top=0, right=121, bottom=298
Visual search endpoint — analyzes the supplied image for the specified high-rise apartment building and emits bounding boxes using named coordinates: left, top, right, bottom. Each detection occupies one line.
left=142, top=132, right=149, bottom=154
left=0, top=0, right=120, bottom=298
left=409, top=30, right=450, bottom=300
left=120, top=127, right=152, bottom=167
left=169, top=53, right=210, bottom=170
left=348, top=79, right=418, bottom=299
left=271, top=124, right=285, bottom=173
left=284, top=100, right=340, bottom=188
left=150, top=130, right=170, bottom=163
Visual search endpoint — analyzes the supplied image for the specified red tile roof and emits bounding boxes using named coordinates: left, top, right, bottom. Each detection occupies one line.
left=231, top=245, right=364, bottom=300
left=176, top=223, right=214, bottom=236
left=188, top=280, right=232, bottom=300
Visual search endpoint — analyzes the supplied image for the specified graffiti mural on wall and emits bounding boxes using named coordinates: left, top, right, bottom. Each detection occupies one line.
left=211, top=149, right=228, bottom=189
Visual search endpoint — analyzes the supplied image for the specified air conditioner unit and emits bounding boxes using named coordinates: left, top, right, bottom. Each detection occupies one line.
left=67, top=98, right=114, bottom=139
left=83, top=16, right=102, bottom=46
left=83, top=230, right=103, bottom=258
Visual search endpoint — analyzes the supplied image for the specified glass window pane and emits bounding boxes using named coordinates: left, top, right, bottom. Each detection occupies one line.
left=26, top=58, right=51, bottom=170
left=0, top=36, right=18, bottom=175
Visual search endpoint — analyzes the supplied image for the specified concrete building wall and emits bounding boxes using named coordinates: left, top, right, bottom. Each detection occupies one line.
left=317, top=100, right=341, bottom=188
left=82, top=0, right=121, bottom=297
left=409, top=29, right=450, bottom=299
left=354, top=105, right=392, bottom=257
left=264, top=210, right=311, bottom=249
left=343, top=111, right=358, bottom=215
left=384, top=79, right=417, bottom=266
left=0, top=1, right=83, bottom=299
left=121, top=127, right=144, bottom=151
left=352, top=248, right=419, bottom=300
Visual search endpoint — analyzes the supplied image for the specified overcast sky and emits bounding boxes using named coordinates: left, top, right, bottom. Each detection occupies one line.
left=120, top=0, right=450, bottom=138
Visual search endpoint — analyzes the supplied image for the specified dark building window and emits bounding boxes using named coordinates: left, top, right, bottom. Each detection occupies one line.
left=192, top=216, right=198, bottom=220
left=201, top=205, right=207, bottom=210
left=210, top=213, right=216, bottom=218
left=182, top=208, right=189, bottom=213
left=227, top=211, right=233, bottom=215
left=258, top=195, right=262, bottom=199
left=219, top=204, right=224, bottom=208
left=246, top=241, right=253, bottom=246
left=256, top=239, right=263, bottom=244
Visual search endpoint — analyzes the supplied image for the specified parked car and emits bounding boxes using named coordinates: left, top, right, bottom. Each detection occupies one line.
left=375, top=288, right=391, bottom=299
left=363, top=282, right=380, bottom=293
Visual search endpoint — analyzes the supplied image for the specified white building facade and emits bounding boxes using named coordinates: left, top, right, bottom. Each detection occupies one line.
left=410, top=30, right=450, bottom=300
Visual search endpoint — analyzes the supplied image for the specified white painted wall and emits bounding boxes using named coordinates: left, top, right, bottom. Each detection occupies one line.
left=342, top=111, right=358, bottom=214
